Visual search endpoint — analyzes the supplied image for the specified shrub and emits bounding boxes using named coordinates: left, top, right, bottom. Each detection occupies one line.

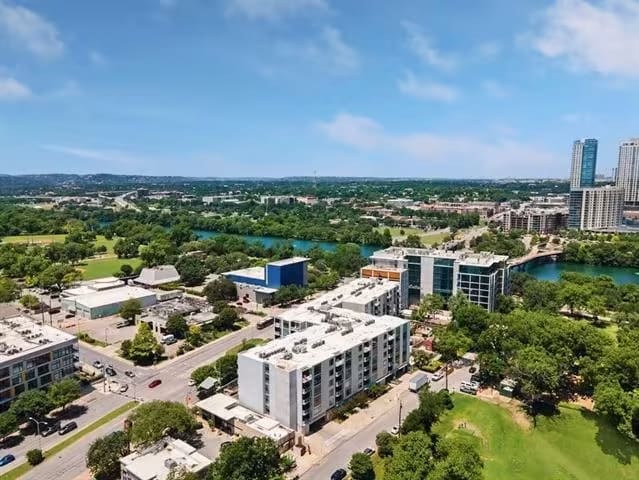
left=26, top=449, right=44, bottom=465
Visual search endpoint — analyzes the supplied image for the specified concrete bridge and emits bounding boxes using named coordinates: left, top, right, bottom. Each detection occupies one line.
left=509, top=247, right=563, bottom=268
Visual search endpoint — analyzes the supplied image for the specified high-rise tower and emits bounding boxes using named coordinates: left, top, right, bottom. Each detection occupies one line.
left=570, top=139, right=598, bottom=189
left=616, top=138, right=639, bottom=207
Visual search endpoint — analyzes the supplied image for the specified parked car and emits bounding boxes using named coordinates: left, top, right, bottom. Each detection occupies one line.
left=0, top=454, right=15, bottom=467
left=363, top=447, right=375, bottom=456
left=119, top=384, right=129, bottom=393
left=115, top=320, right=130, bottom=328
left=469, top=366, right=477, bottom=374
left=41, top=422, right=59, bottom=436
left=390, top=425, right=400, bottom=435
left=148, top=379, right=162, bottom=388
left=188, top=378, right=196, bottom=387
left=105, top=366, right=117, bottom=377
left=124, top=370, right=135, bottom=378
left=92, top=360, right=103, bottom=369
left=59, top=421, right=77, bottom=435
left=330, top=468, right=347, bottom=480
left=431, top=371, right=444, bottom=382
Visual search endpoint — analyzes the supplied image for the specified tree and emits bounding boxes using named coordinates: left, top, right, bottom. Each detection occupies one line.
left=558, top=282, right=589, bottom=315
left=0, top=276, right=19, bottom=302
left=10, top=389, right=53, bottom=420
left=114, top=238, right=140, bottom=259
left=176, top=255, right=207, bottom=287
left=328, top=243, right=365, bottom=276
left=429, top=436, right=483, bottom=480
left=385, top=431, right=434, bottom=480
left=521, top=280, right=560, bottom=313
left=37, top=263, right=81, bottom=290
left=375, top=431, right=396, bottom=458
left=87, top=431, right=131, bottom=480
left=435, top=328, right=472, bottom=362
left=350, top=452, right=375, bottom=480
left=128, top=322, right=164, bottom=364
left=495, top=293, right=516, bottom=314
left=272, top=285, right=308, bottom=305
left=48, top=378, right=81, bottom=411
left=20, top=294, right=41, bottom=310
left=204, top=277, right=237, bottom=304
left=140, top=238, right=174, bottom=267
left=414, top=294, right=445, bottom=322
left=510, top=346, right=561, bottom=414
left=120, top=264, right=133, bottom=276
left=214, top=307, right=239, bottom=331
left=166, top=314, right=188, bottom=339
left=453, top=304, right=489, bottom=343
left=128, top=401, right=199, bottom=446
left=186, top=325, right=203, bottom=347
left=26, top=449, right=44, bottom=466
left=119, top=298, right=142, bottom=323
left=210, top=437, right=283, bottom=480
left=0, top=411, right=18, bottom=440
left=587, top=295, right=607, bottom=324
left=401, top=389, right=452, bottom=434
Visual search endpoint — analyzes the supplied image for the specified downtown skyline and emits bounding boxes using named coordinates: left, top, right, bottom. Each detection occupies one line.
left=1, top=0, right=639, bottom=178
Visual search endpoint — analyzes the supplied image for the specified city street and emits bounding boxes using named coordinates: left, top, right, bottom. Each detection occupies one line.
left=300, top=365, right=473, bottom=479
left=7, top=323, right=273, bottom=480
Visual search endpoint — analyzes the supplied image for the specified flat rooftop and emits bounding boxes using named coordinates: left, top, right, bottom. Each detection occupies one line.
left=120, top=438, right=211, bottom=480
left=371, top=247, right=508, bottom=265
left=268, top=256, right=309, bottom=267
left=0, top=316, right=76, bottom=363
left=69, top=286, right=156, bottom=308
left=224, top=266, right=265, bottom=281
left=196, top=393, right=293, bottom=442
left=243, top=307, right=407, bottom=371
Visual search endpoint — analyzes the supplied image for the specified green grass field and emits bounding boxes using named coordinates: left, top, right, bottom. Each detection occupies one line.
left=431, top=395, right=639, bottom=480
left=80, top=257, right=142, bottom=280
left=375, top=227, right=448, bottom=245
left=1, top=234, right=116, bottom=254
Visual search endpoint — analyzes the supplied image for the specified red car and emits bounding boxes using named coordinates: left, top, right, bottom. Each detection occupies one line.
left=148, top=379, right=162, bottom=388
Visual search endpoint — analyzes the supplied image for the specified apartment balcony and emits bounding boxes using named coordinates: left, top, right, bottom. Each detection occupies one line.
left=302, top=375, right=312, bottom=383
left=335, top=359, right=344, bottom=367
left=363, top=346, right=371, bottom=353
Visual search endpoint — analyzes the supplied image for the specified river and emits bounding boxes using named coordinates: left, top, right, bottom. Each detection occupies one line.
left=193, top=230, right=379, bottom=257
left=526, top=261, right=639, bottom=285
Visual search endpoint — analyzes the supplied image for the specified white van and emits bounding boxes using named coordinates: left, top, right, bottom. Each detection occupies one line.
left=161, top=334, right=176, bottom=344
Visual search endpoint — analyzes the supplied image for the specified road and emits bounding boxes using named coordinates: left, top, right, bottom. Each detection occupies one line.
left=12, top=323, right=273, bottom=480
left=300, top=366, right=474, bottom=479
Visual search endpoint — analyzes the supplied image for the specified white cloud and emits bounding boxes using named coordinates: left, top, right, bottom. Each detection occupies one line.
left=278, top=26, right=360, bottom=74
left=530, top=0, right=639, bottom=78
left=398, top=71, right=460, bottom=102
left=89, top=50, right=108, bottom=67
left=481, top=79, right=509, bottom=98
left=316, top=112, right=559, bottom=177
left=401, top=21, right=456, bottom=71
left=41, top=145, right=147, bottom=166
left=227, top=0, right=328, bottom=21
left=0, top=0, right=63, bottom=59
left=0, top=76, right=31, bottom=101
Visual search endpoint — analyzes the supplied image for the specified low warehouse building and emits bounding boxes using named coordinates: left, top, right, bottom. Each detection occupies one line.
left=61, top=286, right=158, bottom=319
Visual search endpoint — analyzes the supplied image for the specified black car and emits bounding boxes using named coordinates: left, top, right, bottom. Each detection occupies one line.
left=105, top=367, right=117, bottom=376
left=59, top=422, right=77, bottom=435
left=330, top=468, right=347, bottom=480
left=41, top=423, right=59, bottom=437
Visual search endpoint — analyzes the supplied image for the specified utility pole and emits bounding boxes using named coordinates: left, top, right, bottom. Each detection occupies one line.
left=29, top=417, right=42, bottom=451
left=398, top=400, right=403, bottom=437
left=445, top=362, right=449, bottom=391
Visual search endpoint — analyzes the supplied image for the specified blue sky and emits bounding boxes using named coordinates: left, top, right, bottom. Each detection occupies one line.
left=1, top=0, right=638, bottom=178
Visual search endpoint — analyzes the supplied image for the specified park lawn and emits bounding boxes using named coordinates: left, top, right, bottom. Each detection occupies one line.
left=375, top=227, right=448, bottom=245
left=80, top=257, right=142, bottom=280
left=1, top=234, right=116, bottom=254
left=432, top=395, right=639, bottom=480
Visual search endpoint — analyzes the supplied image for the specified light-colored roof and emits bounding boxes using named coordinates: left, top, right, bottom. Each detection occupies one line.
left=223, top=266, right=265, bottom=281
left=196, top=394, right=293, bottom=441
left=267, top=257, right=309, bottom=267
left=0, top=316, right=76, bottom=364
left=70, top=286, right=156, bottom=309
left=242, top=307, right=408, bottom=371
left=120, top=438, right=211, bottom=480
left=135, top=265, right=180, bottom=286
left=370, top=246, right=509, bottom=266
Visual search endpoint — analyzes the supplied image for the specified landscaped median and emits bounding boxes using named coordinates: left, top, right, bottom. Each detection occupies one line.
left=0, top=401, right=138, bottom=480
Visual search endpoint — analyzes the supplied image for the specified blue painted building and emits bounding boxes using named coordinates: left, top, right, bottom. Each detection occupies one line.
left=223, top=257, right=309, bottom=289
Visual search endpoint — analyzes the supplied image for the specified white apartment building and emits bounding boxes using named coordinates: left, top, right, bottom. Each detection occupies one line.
left=569, top=186, right=624, bottom=231
left=366, top=247, right=509, bottom=312
left=616, top=138, right=639, bottom=207
left=274, top=278, right=400, bottom=338
left=238, top=307, right=410, bottom=433
left=1, top=316, right=78, bottom=411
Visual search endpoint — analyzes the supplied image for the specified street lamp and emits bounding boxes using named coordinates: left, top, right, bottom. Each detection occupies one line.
left=29, top=417, right=43, bottom=450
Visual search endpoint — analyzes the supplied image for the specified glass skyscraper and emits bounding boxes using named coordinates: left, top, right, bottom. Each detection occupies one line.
left=570, top=139, right=598, bottom=189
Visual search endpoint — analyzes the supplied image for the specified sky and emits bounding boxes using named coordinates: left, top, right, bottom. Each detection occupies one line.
left=1, top=0, right=639, bottom=179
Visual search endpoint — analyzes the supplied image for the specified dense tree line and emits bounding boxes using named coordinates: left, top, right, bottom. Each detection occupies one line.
left=563, top=236, right=639, bottom=267
left=470, top=230, right=527, bottom=258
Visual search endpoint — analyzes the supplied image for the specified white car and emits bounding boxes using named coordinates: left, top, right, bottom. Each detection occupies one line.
left=390, top=425, right=400, bottom=435
left=431, top=371, right=445, bottom=382
left=188, top=379, right=196, bottom=387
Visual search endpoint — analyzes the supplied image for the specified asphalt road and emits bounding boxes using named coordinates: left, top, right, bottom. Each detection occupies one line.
left=300, top=365, right=474, bottom=479
left=11, top=323, right=273, bottom=480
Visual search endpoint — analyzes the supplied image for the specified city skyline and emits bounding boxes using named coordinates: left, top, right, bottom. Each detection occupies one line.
left=1, top=0, right=639, bottom=178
